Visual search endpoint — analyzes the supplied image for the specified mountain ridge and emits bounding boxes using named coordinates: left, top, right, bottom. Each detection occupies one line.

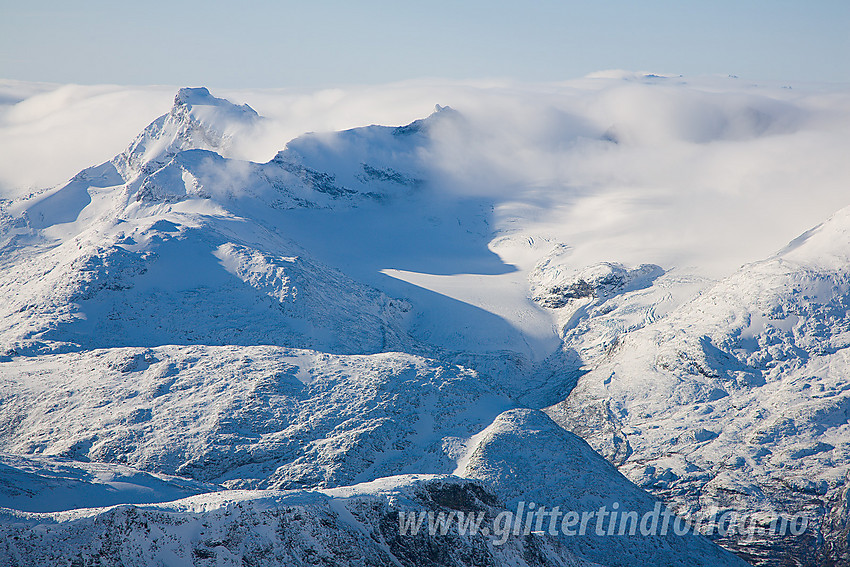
left=3, top=84, right=845, bottom=566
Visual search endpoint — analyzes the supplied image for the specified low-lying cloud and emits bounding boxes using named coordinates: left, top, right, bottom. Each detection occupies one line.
left=2, top=74, right=849, bottom=279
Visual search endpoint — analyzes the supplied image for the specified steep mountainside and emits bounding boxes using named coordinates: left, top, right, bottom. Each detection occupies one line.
left=547, top=206, right=850, bottom=565
left=3, top=83, right=844, bottom=565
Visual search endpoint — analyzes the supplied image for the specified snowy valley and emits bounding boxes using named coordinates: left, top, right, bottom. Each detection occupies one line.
left=1, top=76, right=850, bottom=566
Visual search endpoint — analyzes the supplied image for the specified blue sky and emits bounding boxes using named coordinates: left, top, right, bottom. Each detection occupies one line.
left=1, top=0, right=848, bottom=87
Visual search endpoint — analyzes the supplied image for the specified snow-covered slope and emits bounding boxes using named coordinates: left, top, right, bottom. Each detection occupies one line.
left=0, top=347, right=747, bottom=565
left=0, top=454, right=217, bottom=513
left=460, top=409, right=743, bottom=566
left=0, top=347, right=515, bottom=488
left=0, top=86, right=752, bottom=566
left=1, top=475, right=606, bottom=567
left=0, top=348, right=750, bottom=565
left=547, top=205, right=850, bottom=565
left=113, top=86, right=261, bottom=180
left=0, top=220, right=415, bottom=356
left=0, top=90, right=440, bottom=356
left=0, top=88, right=543, bottom=361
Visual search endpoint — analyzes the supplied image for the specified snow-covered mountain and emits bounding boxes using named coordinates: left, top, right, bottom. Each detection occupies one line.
left=2, top=476, right=603, bottom=567
left=546, top=205, right=850, bottom=565
left=1, top=82, right=847, bottom=566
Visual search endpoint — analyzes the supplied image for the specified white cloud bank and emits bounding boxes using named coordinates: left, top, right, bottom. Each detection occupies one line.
left=2, top=74, right=849, bottom=279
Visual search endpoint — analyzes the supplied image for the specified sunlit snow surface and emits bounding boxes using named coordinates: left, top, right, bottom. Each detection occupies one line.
left=0, top=74, right=849, bottom=566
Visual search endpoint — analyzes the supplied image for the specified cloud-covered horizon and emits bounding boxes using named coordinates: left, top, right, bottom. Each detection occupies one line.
left=2, top=74, right=849, bottom=279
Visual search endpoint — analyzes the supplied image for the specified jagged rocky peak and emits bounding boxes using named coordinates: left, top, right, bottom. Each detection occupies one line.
left=171, top=87, right=260, bottom=127
left=113, top=86, right=261, bottom=180
left=173, top=86, right=252, bottom=112
left=391, top=103, right=462, bottom=136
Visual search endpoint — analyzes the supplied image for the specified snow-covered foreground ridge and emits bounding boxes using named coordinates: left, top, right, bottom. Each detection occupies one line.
left=0, top=78, right=848, bottom=565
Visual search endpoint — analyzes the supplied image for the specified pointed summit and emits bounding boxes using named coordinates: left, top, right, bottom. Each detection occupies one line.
left=174, top=86, right=216, bottom=106
left=112, top=87, right=260, bottom=180
left=175, top=86, right=217, bottom=106
left=391, top=103, right=462, bottom=137
left=173, top=87, right=258, bottom=118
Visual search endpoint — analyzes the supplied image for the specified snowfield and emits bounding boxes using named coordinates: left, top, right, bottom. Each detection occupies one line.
left=1, top=74, right=849, bottom=566
left=547, top=204, right=850, bottom=564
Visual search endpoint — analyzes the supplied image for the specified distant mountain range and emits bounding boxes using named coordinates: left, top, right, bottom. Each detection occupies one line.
left=1, top=83, right=848, bottom=566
